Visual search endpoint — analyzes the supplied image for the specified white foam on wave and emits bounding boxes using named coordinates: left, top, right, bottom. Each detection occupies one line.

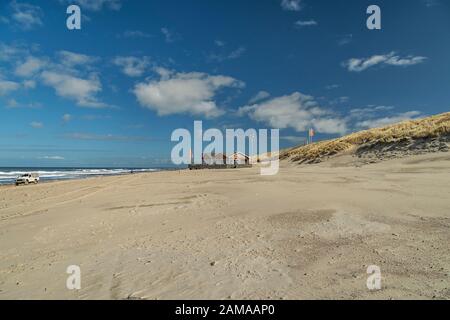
left=0, top=168, right=159, bottom=184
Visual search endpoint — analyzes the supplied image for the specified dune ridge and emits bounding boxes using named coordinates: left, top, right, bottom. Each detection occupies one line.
left=281, top=112, right=450, bottom=164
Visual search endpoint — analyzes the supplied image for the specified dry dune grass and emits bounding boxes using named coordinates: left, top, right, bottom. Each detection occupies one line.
left=281, top=112, right=450, bottom=163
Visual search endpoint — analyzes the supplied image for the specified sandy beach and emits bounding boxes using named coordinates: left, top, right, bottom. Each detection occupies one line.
left=0, top=153, right=449, bottom=300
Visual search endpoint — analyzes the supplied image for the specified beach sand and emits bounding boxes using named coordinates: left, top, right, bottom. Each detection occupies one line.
left=0, top=153, right=449, bottom=300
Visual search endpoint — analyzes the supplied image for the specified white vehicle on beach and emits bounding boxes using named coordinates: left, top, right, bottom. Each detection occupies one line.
left=15, top=173, right=39, bottom=186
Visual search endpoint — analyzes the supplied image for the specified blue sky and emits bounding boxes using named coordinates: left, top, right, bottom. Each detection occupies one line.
left=0, top=0, right=449, bottom=167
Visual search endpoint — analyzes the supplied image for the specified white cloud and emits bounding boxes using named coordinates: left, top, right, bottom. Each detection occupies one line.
left=215, top=40, right=226, bottom=47
left=6, top=99, right=18, bottom=108
left=386, top=55, right=428, bottom=67
left=30, top=121, right=43, bottom=129
left=0, top=44, right=15, bottom=61
left=343, top=52, right=427, bottom=72
left=41, top=71, right=106, bottom=108
left=0, top=80, right=20, bottom=95
left=349, top=105, right=394, bottom=119
left=118, top=30, right=152, bottom=39
left=325, top=84, right=340, bottom=90
left=295, top=20, right=318, bottom=27
left=228, top=47, right=246, bottom=59
left=208, top=46, right=246, bottom=62
left=0, top=43, right=108, bottom=108
left=239, top=92, right=348, bottom=135
left=15, top=56, right=46, bottom=77
left=58, top=51, right=98, bottom=67
left=313, top=118, right=348, bottom=134
left=0, top=43, right=28, bottom=61
left=282, top=136, right=308, bottom=143
left=133, top=70, right=244, bottom=118
left=356, top=111, right=422, bottom=129
left=59, top=0, right=121, bottom=11
left=161, top=27, right=179, bottom=43
left=65, top=132, right=153, bottom=142
left=39, top=156, right=65, bottom=160
left=330, top=96, right=350, bottom=105
left=23, top=79, right=36, bottom=89
left=249, top=91, right=271, bottom=104
left=62, top=114, right=72, bottom=122
left=153, top=67, right=172, bottom=80
left=281, top=0, right=302, bottom=11
left=10, top=1, right=43, bottom=30
left=338, top=34, right=353, bottom=46
left=5, top=99, right=41, bottom=109
left=347, top=105, right=422, bottom=130
left=113, top=56, right=150, bottom=77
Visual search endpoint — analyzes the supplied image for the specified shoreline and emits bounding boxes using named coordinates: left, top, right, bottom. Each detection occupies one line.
left=0, top=168, right=183, bottom=188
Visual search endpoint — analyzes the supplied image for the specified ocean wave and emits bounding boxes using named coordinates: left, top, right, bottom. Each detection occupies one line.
left=0, top=168, right=159, bottom=184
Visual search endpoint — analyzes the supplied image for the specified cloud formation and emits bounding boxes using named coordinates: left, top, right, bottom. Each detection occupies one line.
left=23, top=79, right=36, bottom=89
left=215, top=40, right=226, bottom=47
left=281, top=0, right=302, bottom=11
left=239, top=92, right=348, bottom=135
left=59, top=0, right=121, bottom=11
left=0, top=43, right=109, bottom=109
left=325, top=84, right=340, bottom=90
left=0, top=43, right=28, bottom=61
left=161, top=27, right=179, bottom=43
left=39, top=155, right=65, bottom=160
left=113, top=56, right=150, bottom=77
left=0, top=80, right=20, bottom=96
left=337, top=34, right=353, bottom=46
left=349, top=105, right=394, bottom=119
left=62, top=114, right=72, bottom=122
left=58, top=51, right=98, bottom=67
left=343, top=52, right=427, bottom=72
left=356, top=111, right=422, bottom=129
left=281, top=135, right=308, bottom=143
left=30, top=121, right=43, bottom=129
left=134, top=69, right=244, bottom=118
left=15, top=56, right=46, bottom=77
left=295, top=20, right=317, bottom=27
left=65, top=133, right=154, bottom=142
left=41, top=71, right=105, bottom=108
left=208, top=46, right=246, bottom=62
left=117, top=30, right=153, bottom=39
left=10, top=1, right=43, bottom=30
left=249, top=91, right=270, bottom=104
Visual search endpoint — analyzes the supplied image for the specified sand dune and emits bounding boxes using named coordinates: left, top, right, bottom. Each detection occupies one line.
left=281, top=112, right=450, bottom=164
left=0, top=153, right=449, bottom=299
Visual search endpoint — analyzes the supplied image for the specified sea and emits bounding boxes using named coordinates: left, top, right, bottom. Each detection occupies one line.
left=0, top=167, right=167, bottom=185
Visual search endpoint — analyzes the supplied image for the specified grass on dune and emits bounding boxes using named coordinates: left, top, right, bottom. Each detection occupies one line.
left=281, top=112, right=450, bottom=163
